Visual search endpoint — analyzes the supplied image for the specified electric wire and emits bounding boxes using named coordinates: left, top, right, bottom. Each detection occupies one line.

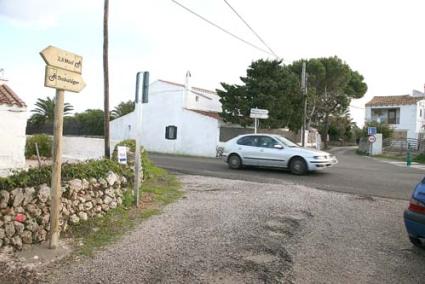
left=223, top=0, right=279, bottom=59
left=171, top=0, right=275, bottom=57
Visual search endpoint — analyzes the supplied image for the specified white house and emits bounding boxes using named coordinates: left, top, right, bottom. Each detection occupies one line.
left=110, top=73, right=222, bottom=157
left=365, top=90, right=425, bottom=139
left=0, top=83, right=27, bottom=175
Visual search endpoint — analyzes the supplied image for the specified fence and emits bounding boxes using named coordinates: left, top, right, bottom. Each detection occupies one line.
left=383, top=138, right=424, bottom=153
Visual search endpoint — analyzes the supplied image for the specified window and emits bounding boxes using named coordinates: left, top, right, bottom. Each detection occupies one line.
left=258, top=136, right=280, bottom=148
left=195, top=96, right=199, bottom=102
left=421, top=109, right=423, bottom=118
left=388, top=109, right=397, bottom=124
left=237, top=136, right=258, bottom=146
left=165, top=125, right=177, bottom=140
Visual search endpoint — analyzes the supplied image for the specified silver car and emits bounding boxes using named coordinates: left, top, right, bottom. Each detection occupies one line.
left=222, top=134, right=338, bottom=175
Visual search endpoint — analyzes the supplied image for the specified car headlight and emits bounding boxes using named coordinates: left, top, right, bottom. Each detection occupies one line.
left=313, top=156, right=326, bottom=160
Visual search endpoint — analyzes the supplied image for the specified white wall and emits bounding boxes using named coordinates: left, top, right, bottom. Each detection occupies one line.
left=415, top=100, right=425, bottom=136
left=0, top=105, right=27, bottom=174
left=62, top=136, right=119, bottom=161
left=399, top=104, right=417, bottom=139
left=366, top=104, right=419, bottom=139
left=180, top=110, right=219, bottom=157
left=110, top=80, right=221, bottom=157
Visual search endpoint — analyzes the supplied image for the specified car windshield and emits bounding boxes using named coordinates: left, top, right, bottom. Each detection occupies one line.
left=274, top=135, right=298, bottom=148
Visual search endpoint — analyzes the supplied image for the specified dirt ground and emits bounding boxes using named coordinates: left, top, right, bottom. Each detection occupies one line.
left=40, top=174, right=425, bottom=283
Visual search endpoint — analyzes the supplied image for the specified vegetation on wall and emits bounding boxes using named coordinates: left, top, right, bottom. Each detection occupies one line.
left=0, top=159, right=132, bottom=192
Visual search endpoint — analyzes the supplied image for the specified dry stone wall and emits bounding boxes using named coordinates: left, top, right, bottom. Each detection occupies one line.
left=0, top=171, right=128, bottom=251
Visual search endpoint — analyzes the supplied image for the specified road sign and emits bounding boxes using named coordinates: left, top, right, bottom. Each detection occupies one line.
left=368, top=135, right=376, bottom=143
left=117, top=146, right=128, bottom=165
left=368, top=127, right=377, bottom=135
left=250, top=108, right=269, bottom=119
left=44, top=66, right=86, bottom=93
left=40, top=45, right=83, bottom=74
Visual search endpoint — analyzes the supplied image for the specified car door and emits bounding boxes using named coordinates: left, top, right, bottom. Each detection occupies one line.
left=255, top=136, right=287, bottom=167
left=235, top=135, right=261, bottom=166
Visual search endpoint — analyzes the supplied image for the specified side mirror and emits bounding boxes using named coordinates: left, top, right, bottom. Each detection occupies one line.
left=274, top=144, right=283, bottom=149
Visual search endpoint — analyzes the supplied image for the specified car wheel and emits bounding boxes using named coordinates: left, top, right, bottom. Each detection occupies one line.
left=409, top=236, right=423, bottom=248
left=228, top=154, right=242, bottom=169
left=290, top=157, right=307, bottom=175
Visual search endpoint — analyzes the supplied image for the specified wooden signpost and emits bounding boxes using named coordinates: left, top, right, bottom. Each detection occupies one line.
left=40, top=46, right=85, bottom=249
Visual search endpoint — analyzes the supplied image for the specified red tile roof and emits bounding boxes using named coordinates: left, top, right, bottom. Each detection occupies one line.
left=187, top=109, right=221, bottom=120
left=0, top=84, right=26, bottom=108
left=365, top=95, right=425, bottom=107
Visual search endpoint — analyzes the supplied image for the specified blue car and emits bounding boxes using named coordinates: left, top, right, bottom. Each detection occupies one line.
left=404, top=178, right=425, bottom=248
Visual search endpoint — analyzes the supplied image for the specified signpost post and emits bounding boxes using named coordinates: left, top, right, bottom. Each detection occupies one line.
left=250, top=108, right=269, bottom=134
left=40, top=46, right=85, bottom=249
left=368, top=134, right=376, bottom=155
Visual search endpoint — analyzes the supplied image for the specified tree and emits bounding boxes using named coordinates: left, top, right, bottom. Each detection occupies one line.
left=111, top=100, right=135, bottom=120
left=103, top=0, right=110, bottom=158
left=29, top=97, right=73, bottom=126
left=217, top=59, right=302, bottom=131
left=291, top=57, right=367, bottom=149
left=74, top=109, right=105, bottom=136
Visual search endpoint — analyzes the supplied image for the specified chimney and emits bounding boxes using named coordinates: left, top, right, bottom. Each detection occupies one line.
left=184, top=71, right=192, bottom=109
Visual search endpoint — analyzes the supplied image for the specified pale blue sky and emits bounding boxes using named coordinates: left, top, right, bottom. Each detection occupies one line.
left=1, top=0, right=425, bottom=127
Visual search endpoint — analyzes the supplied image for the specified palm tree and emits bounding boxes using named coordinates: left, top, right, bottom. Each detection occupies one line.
left=30, top=97, right=73, bottom=125
left=103, top=0, right=110, bottom=158
left=111, top=100, right=135, bottom=120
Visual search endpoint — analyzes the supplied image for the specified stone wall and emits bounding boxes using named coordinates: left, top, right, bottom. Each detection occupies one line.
left=0, top=171, right=128, bottom=251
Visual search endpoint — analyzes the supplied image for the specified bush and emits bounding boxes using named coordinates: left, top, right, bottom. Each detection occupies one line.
left=362, top=121, right=393, bottom=139
left=0, top=159, right=133, bottom=192
left=25, top=134, right=53, bottom=158
left=112, top=140, right=156, bottom=179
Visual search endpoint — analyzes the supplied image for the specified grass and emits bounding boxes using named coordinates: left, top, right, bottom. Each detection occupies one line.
left=64, top=162, right=183, bottom=256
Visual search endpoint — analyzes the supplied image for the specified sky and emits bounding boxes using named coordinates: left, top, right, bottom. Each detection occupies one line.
left=0, top=0, right=424, bottom=127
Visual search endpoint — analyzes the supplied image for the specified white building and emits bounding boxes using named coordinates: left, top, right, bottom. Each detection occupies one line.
left=365, top=90, right=425, bottom=139
left=0, top=83, right=27, bottom=175
left=110, top=74, right=222, bottom=157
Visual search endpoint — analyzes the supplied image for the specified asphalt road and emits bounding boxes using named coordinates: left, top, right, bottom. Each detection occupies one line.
left=150, top=147, right=425, bottom=200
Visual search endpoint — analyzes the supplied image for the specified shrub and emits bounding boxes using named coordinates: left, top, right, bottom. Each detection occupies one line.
left=362, top=121, right=394, bottom=139
left=25, top=134, right=53, bottom=158
left=112, top=140, right=156, bottom=179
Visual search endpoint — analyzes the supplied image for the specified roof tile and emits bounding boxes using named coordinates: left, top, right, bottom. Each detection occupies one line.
left=365, top=95, right=425, bottom=107
left=0, top=84, right=26, bottom=108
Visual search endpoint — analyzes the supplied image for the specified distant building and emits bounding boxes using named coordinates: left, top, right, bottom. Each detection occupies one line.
left=0, top=83, right=27, bottom=175
left=110, top=73, right=222, bottom=157
left=365, top=90, right=425, bottom=139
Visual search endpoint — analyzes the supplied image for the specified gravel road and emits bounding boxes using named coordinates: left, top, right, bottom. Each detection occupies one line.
left=51, top=175, right=425, bottom=283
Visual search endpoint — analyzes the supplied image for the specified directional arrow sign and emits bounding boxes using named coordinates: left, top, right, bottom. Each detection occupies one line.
left=44, top=66, right=86, bottom=93
left=40, top=46, right=82, bottom=74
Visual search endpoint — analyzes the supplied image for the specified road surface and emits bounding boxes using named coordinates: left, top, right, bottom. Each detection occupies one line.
left=150, top=147, right=424, bottom=200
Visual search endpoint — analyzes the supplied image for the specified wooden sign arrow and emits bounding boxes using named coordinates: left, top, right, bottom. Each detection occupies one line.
left=44, top=66, right=86, bottom=93
left=40, top=45, right=83, bottom=74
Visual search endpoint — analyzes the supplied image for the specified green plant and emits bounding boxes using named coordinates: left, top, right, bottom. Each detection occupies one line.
left=0, top=159, right=133, bottom=192
left=414, top=153, right=425, bottom=164
left=25, top=134, right=53, bottom=158
left=362, top=121, right=394, bottom=139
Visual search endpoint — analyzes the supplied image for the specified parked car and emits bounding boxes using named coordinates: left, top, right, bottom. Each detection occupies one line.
left=221, top=134, right=338, bottom=175
left=404, top=178, right=425, bottom=248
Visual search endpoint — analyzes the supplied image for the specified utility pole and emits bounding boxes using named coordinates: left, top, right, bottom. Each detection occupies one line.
left=103, top=0, right=110, bottom=158
left=301, top=62, right=307, bottom=147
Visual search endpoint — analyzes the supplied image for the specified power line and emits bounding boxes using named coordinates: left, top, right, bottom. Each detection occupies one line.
left=223, top=0, right=279, bottom=59
left=171, top=0, right=275, bottom=57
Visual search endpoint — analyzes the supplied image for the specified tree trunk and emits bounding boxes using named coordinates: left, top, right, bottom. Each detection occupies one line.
left=103, top=0, right=110, bottom=158
left=323, top=113, right=330, bottom=149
